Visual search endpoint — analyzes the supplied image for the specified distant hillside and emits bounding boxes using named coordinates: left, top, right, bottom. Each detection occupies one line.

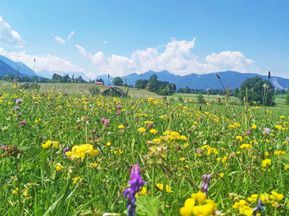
left=0, top=55, right=36, bottom=77
left=0, top=55, right=50, bottom=82
left=0, top=59, right=26, bottom=78
left=97, top=70, right=289, bottom=90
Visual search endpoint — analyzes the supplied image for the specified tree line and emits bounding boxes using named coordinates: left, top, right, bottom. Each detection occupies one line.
left=134, top=75, right=176, bottom=95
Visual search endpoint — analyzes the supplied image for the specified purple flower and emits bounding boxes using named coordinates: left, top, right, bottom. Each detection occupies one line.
left=196, top=148, right=203, bottom=155
left=19, top=120, right=26, bottom=127
left=14, top=106, right=20, bottom=111
left=63, top=147, right=70, bottom=158
left=263, top=127, right=271, bottom=135
left=253, top=200, right=264, bottom=216
left=124, top=164, right=145, bottom=216
left=245, top=130, right=251, bottom=136
left=201, top=174, right=211, bottom=194
left=116, top=104, right=122, bottom=110
left=101, top=118, right=110, bottom=127
left=15, top=98, right=23, bottom=105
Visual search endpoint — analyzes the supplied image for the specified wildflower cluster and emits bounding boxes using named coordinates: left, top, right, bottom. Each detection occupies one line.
left=180, top=191, right=217, bottom=216
left=233, top=191, right=284, bottom=215
left=65, top=144, right=99, bottom=160
left=41, top=140, right=59, bottom=149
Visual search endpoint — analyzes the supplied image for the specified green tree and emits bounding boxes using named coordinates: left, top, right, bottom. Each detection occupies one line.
left=197, top=93, right=206, bottom=104
left=135, top=79, right=148, bottom=89
left=146, top=74, right=158, bottom=91
left=239, top=76, right=275, bottom=106
left=233, top=88, right=240, bottom=97
left=112, top=77, right=124, bottom=86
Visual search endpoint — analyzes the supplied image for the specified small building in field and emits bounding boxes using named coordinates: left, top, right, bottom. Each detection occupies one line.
left=95, top=81, right=104, bottom=86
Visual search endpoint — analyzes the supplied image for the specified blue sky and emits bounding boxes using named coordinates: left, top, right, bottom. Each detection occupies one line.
left=0, top=0, right=288, bottom=78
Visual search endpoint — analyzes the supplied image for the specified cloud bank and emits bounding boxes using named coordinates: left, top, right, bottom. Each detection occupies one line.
left=0, top=16, right=25, bottom=48
left=0, top=48, right=84, bottom=76
left=76, top=38, right=255, bottom=78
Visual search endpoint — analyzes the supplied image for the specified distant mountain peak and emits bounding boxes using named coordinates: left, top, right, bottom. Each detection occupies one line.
left=0, top=55, right=36, bottom=77
left=97, top=70, right=289, bottom=90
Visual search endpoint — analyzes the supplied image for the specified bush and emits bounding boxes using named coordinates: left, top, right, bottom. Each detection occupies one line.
left=239, top=76, right=275, bottom=106
left=89, top=86, right=100, bottom=96
left=112, top=77, right=124, bottom=86
left=197, top=93, right=206, bottom=104
left=102, top=87, right=128, bottom=98
left=20, top=82, right=40, bottom=90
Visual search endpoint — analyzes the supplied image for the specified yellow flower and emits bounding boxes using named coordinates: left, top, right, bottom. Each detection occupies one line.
left=275, top=125, right=283, bottom=130
left=65, top=144, right=99, bottom=160
left=41, top=140, right=59, bottom=149
left=162, top=130, right=187, bottom=141
left=228, top=122, right=241, bottom=129
left=149, top=128, right=158, bottom=135
left=235, top=135, right=243, bottom=142
left=233, top=199, right=248, bottom=209
left=11, top=187, right=19, bottom=195
left=251, top=123, right=257, bottom=129
left=118, top=124, right=125, bottom=129
left=192, top=200, right=216, bottom=216
left=207, top=147, right=218, bottom=155
left=152, top=138, right=161, bottom=144
left=262, top=159, right=272, bottom=169
left=180, top=192, right=217, bottom=216
left=137, top=127, right=146, bottom=134
left=106, top=141, right=112, bottom=147
left=72, top=176, right=81, bottom=184
left=219, top=172, right=224, bottom=178
left=239, top=206, right=253, bottom=216
left=191, top=191, right=207, bottom=204
left=240, top=144, right=252, bottom=150
left=41, top=141, right=51, bottom=149
left=260, top=193, right=270, bottom=204
left=247, top=194, right=258, bottom=203
left=34, top=118, right=41, bottom=124
left=156, top=183, right=172, bottom=193
left=179, top=157, right=186, bottom=162
left=23, top=188, right=29, bottom=197
left=136, top=186, right=148, bottom=196
left=270, top=191, right=284, bottom=202
left=89, top=162, right=98, bottom=169
left=180, top=198, right=195, bottom=216
left=274, top=150, right=285, bottom=156
left=55, top=163, right=63, bottom=172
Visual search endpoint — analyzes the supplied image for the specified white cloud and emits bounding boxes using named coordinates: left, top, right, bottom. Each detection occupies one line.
left=0, top=16, right=25, bottom=48
left=54, top=31, right=75, bottom=44
left=75, top=38, right=255, bottom=78
left=55, top=36, right=66, bottom=44
left=75, top=44, right=89, bottom=57
left=205, top=51, right=254, bottom=72
left=67, top=31, right=75, bottom=41
left=0, top=48, right=84, bottom=76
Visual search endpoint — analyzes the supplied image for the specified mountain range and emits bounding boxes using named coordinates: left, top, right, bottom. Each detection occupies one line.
left=0, top=55, right=288, bottom=90
left=0, top=55, right=37, bottom=78
left=97, top=70, right=289, bottom=90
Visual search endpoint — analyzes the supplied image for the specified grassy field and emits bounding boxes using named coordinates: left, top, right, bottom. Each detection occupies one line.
left=0, top=82, right=289, bottom=215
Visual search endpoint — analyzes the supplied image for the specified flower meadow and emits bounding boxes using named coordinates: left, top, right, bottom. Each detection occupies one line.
left=0, top=89, right=289, bottom=215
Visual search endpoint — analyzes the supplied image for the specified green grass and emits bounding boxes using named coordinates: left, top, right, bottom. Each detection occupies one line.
left=0, top=82, right=289, bottom=215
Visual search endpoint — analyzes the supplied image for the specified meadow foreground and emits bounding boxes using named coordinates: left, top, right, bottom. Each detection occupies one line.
left=0, top=89, right=289, bottom=215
